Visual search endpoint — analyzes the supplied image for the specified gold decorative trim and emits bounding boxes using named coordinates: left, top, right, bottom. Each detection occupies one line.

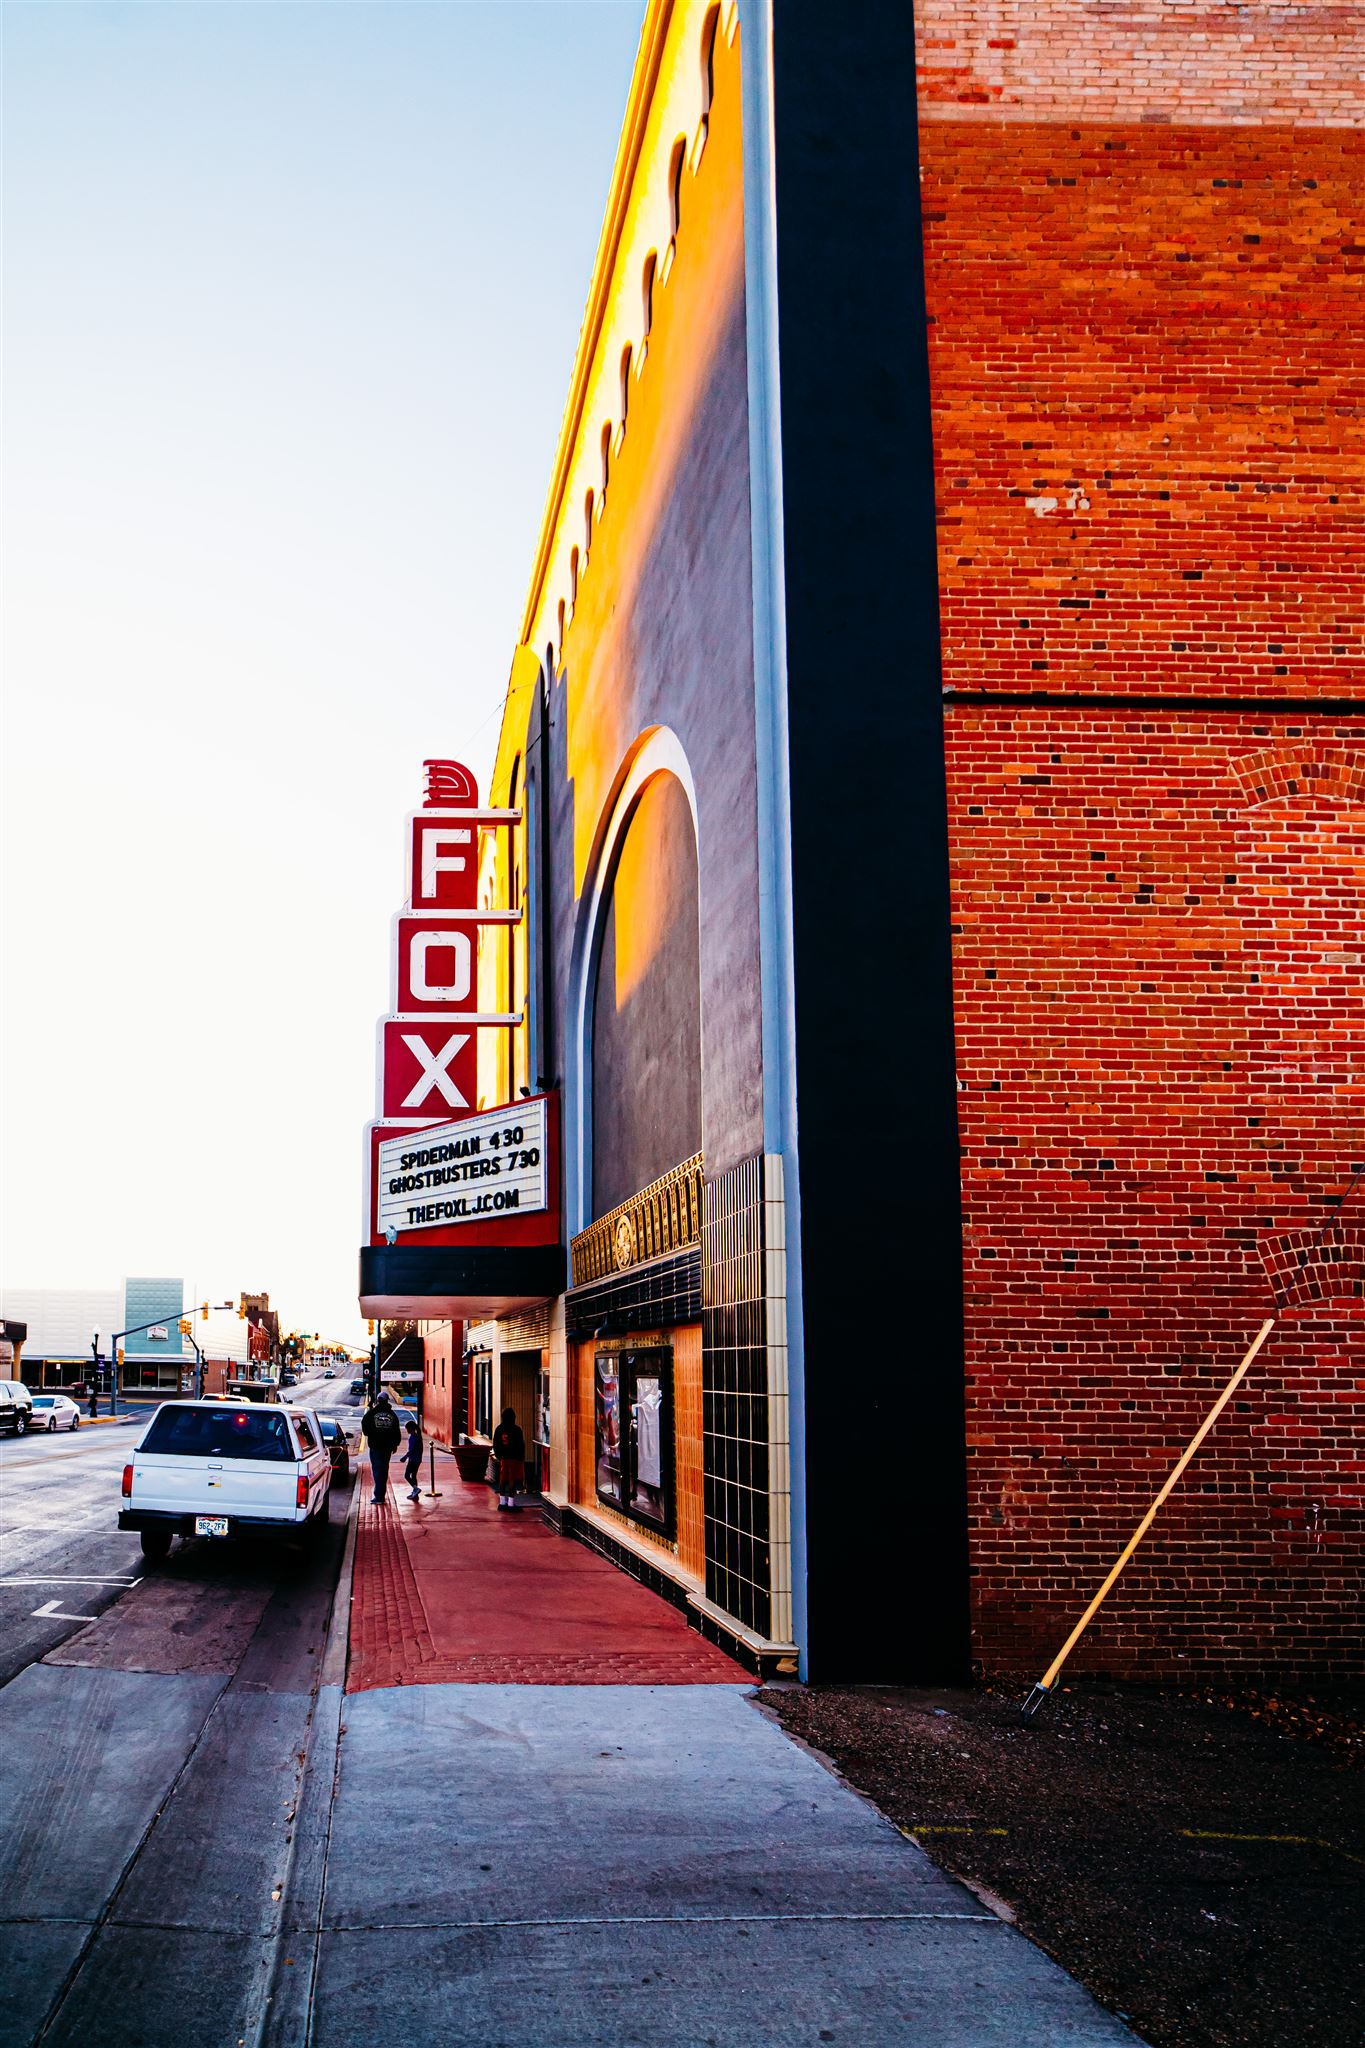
left=571, top=1153, right=704, bottom=1288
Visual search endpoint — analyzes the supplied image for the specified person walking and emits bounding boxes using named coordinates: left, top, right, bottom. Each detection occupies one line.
left=361, top=1390, right=402, bottom=1505
left=492, top=1406, right=526, bottom=1511
left=402, top=1418, right=423, bottom=1502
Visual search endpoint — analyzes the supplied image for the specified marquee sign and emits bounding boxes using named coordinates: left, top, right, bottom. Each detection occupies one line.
left=363, top=1092, right=560, bottom=1250
left=360, top=758, right=562, bottom=1278
left=376, top=1098, right=548, bottom=1240
left=362, top=759, right=525, bottom=1122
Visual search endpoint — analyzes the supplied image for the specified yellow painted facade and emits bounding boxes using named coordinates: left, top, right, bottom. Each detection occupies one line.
left=476, top=0, right=741, bottom=1125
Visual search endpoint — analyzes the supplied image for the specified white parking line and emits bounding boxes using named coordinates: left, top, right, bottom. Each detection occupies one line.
left=0, top=1576, right=142, bottom=1586
left=32, top=1598, right=99, bottom=1622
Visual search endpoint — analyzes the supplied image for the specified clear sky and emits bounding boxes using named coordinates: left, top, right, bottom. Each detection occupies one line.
left=2, top=0, right=643, bottom=1347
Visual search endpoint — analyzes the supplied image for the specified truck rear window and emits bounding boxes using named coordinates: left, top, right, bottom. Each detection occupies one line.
left=140, top=1407, right=297, bottom=1461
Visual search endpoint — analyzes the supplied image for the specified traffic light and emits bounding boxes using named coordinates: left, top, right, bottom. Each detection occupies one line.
left=366, top=1320, right=375, bottom=1335
left=201, top=1302, right=209, bottom=1321
left=237, top=1305, right=246, bottom=1320
left=179, top=1320, right=191, bottom=1337
left=116, top=1347, right=125, bottom=1364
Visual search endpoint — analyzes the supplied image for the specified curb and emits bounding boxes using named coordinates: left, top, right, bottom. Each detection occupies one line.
left=320, top=1475, right=362, bottom=1692
left=245, top=1477, right=361, bottom=2048
left=18, top=1413, right=138, bottom=1432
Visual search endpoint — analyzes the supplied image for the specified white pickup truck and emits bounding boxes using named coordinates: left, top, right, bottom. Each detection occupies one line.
left=119, top=1398, right=332, bottom=1562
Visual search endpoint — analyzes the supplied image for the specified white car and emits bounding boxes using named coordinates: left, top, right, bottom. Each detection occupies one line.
left=31, top=1393, right=81, bottom=1433
left=119, top=1398, right=332, bottom=1563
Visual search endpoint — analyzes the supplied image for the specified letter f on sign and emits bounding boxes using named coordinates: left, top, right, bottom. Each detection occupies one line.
left=421, top=828, right=471, bottom=899
left=401, top=1032, right=471, bottom=1110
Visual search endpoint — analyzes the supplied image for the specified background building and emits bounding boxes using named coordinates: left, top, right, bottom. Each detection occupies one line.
left=0, top=1284, right=284, bottom=1399
left=365, top=0, right=1363, bottom=1685
left=1, top=1282, right=175, bottom=1391
left=119, top=1277, right=185, bottom=1393
left=419, top=1320, right=461, bottom=1449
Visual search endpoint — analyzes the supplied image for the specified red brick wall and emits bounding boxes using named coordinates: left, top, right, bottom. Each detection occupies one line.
left=919, top=4, right=1364, bottom=1678
left=947, top=713, right=1365, bottom=1678
left=920, top=121, right=1362, bottom=701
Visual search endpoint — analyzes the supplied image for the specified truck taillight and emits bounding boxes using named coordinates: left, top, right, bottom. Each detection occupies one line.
left=121, top=1465, right=133, bottom=1498
left=296, top=1474, right=309, bottom=1508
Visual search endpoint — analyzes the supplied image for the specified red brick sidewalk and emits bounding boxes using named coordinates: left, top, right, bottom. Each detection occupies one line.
left=347, top=1454, right=747, bottom=1691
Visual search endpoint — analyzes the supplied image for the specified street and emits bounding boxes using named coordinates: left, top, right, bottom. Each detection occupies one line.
left=0, top=1372, right=357, bottom=2048
left=0, top=1372, right=1146, bottom=2048
left=0, top=1372, right=361, bottom=1690
left=0, top=1421, right=146, bottom=1690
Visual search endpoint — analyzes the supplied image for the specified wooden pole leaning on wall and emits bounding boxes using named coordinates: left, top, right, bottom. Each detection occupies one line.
left=1020, top=1316, right=1278, bottom=1724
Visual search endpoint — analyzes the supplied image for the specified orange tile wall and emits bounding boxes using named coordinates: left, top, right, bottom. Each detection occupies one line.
left=571, top=1326, right=705, bottom=1585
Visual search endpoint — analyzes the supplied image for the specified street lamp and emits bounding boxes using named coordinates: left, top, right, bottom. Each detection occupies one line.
left=90, top=1331, right=102, bottom=1418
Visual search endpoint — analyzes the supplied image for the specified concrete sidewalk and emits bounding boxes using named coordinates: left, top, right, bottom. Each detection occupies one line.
left=319, top=1457, right=1140, bottom=2045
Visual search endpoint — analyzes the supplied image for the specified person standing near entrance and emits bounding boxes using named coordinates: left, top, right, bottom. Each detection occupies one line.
left=492, top=1407, right=526, bottom=1511
left=361, top=1391, right=401, bottom=1505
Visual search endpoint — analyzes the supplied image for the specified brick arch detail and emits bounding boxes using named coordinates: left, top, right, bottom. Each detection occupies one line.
left=1258, top=1223, right=1365, bottom=1310
left=1225, top=748, right=1365, bottom=1299
left=1228, top=746, right=1365, bottom=812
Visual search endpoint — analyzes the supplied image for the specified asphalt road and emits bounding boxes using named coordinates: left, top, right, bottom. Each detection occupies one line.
left=0, top=1371, right=362, bottom=1692
left=0, top=1375, right=1136, bottom=2048
left=0, top=1421, right=147, bottom=1690
left=0, top=1372, right=356, bottom=2048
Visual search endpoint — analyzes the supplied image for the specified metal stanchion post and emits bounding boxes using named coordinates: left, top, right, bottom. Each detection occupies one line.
left=426, top=1442, right=442, bottom=1499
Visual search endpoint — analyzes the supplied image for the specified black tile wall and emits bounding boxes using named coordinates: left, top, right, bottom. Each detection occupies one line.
left=564, top=1249, right=701, bottom=1340
left=702, top=1155, right=772, bottom=1637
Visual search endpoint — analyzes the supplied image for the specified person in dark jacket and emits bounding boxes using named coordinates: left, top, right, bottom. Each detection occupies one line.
left=402, top=1419, right=423, bottom=1501
left=492, top=1407, right=526, bottom=1511
left=360, top=1391, right=401, bottom=1504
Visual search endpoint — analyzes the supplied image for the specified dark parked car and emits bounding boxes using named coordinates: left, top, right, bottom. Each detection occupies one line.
left=0, top=1381, right=35, bottom=1437
left=318, top=1417, right=350, bottom=1480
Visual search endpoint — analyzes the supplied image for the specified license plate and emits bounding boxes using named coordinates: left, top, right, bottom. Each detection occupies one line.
left=194, top=1515, right=229, bottom=1537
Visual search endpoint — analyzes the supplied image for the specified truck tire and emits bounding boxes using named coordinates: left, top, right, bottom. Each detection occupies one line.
left=140, top=1527, right=173, bottom=1564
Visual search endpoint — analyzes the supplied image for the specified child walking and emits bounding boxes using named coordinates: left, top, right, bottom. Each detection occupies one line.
left=402, top=1419, right=423, bottom=1501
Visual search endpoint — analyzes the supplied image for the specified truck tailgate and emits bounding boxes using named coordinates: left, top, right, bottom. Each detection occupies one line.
left=132, top=1454, right=300, bottom=1520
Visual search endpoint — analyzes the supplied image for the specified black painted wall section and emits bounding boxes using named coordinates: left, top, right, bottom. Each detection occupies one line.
left=770, top=1, right=970, bottom=1681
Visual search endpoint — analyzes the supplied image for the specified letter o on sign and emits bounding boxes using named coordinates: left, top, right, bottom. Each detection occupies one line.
left=410, top=929, right=472, bottom=1003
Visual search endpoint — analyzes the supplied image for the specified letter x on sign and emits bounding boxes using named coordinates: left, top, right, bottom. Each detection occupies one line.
left=400, top=1031, right=470, bottom=1110
left=380, top=1002, right=477, bottom=1117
